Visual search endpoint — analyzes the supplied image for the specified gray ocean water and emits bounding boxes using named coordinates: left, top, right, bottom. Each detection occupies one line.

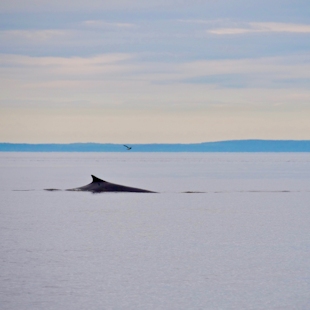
left=1, top=153, right=310, bottom=310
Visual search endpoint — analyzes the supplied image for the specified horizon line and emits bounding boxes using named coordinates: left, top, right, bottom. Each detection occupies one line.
left=1, top=139, right=310, bottom=145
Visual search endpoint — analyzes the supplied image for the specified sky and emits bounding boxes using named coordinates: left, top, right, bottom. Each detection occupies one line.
left=0, top=0, right=310, bottom=143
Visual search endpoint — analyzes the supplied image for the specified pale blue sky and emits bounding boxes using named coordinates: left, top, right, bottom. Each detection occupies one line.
left=1, top=0, right=309, bottom=143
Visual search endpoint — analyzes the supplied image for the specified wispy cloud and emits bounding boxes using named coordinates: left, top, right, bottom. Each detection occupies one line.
left=82, top=20, right=136, bottom=29
left=0, top=0, right=212, bottom=12
left=1, top=1, right=310, bottom=142
left=0, top=53, right=131, bottom=66
left=1, top=53, right=309, bottom=98
left=208, top=22, right=310, bottom=35
left=2, top=53, right=309, bottom=85
left=2, top=53, right=310, bottom=142
left=0, top=54, right=134, bottom=80
left=177, top=19, right=219, bottom=25
left=177, top=55, right=310, bottom=88
left=0, top=29, right=68, bottom=41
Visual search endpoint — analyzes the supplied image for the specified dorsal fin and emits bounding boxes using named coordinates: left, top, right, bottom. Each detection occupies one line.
left=91, top=175, right=105, bottom=183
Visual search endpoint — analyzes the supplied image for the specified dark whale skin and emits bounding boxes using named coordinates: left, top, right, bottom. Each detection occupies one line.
left=67, top=175, right=156, bottom=193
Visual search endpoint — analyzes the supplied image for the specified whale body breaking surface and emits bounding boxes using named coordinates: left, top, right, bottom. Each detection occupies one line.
left=46, top=175, right=156, bottom=193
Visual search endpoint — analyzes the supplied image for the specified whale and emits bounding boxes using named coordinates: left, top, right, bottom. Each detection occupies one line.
left=65, top=175, right=156, bottom=193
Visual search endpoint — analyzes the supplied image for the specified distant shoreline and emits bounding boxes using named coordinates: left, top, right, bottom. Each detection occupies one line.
left=1, top=140, right=310, bottom=152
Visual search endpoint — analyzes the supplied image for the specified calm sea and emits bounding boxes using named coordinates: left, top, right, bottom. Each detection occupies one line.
left=1, top=153, right=310, bottom=309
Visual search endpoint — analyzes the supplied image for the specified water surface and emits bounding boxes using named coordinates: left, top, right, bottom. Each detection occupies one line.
left=1, top=153, right=310, bottom=309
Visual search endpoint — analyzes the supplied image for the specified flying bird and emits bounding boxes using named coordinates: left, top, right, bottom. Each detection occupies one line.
left=124, top=145, right=132, bottom=150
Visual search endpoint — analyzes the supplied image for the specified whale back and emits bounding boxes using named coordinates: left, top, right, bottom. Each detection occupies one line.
left=67, top=175, right=155, bottom=193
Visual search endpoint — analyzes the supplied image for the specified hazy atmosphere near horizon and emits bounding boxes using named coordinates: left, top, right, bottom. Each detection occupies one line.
left=1, top=0, right=310, bottom=143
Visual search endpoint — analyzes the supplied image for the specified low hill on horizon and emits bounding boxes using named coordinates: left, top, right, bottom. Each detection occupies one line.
left=1, top=140, right=310, bottom=152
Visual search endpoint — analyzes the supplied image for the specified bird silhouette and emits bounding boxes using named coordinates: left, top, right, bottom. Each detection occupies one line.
left=123, top=145, right=132, bottom=150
